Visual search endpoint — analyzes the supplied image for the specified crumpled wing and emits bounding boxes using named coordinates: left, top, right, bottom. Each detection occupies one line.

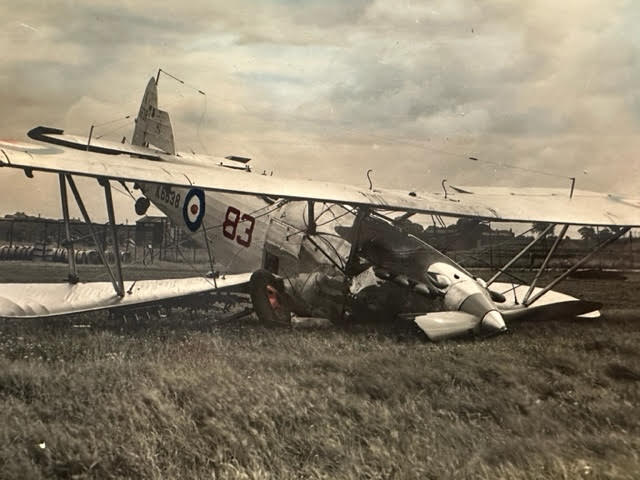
left=0, top=274, right=250, bottom=319
left=1, top=141, right=640, bottom=226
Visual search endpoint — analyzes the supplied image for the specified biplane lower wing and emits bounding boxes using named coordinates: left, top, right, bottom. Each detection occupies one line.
left=412, top=282, right=601, bottom=341
left=491, top=281, right=601, bottom=319
left=0, top=274, right=250, bottom=319
left=1, top=140, right=639, bottom=227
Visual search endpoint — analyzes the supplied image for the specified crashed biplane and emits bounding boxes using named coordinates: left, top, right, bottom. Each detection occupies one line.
left=0, top=74, right=638, bottom=340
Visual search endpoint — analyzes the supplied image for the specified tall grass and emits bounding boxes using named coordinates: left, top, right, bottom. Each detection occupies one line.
left=0, top=264, right=639, bottom=478
left=0, top=308, right=639, bottom=479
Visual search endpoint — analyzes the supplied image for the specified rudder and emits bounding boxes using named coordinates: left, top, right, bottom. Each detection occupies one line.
left=132, top=77, right=176, bottom=154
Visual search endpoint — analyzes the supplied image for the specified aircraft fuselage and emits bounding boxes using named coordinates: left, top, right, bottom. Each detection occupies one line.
left=140, top=181, right=354, bottom=278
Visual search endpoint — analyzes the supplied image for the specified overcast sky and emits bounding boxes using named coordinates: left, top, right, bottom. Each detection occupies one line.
left=0, top=0, right=639, bottom=222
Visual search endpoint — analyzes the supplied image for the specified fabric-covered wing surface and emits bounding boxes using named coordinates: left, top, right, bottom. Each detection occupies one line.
left=490, top=281, right=601, bottom=319
left=0, top=274, right=250, bottom=319
left=1, top=142, right=639, bottom=226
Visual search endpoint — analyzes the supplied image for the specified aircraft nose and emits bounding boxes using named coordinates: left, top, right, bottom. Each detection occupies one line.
left=453, top=290, right=507, bottom=335
left=481, top=310, right=507, bottom=334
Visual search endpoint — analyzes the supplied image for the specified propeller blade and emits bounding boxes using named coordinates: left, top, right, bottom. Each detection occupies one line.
left=501, top=300, right=602, bottom=322
left=414, top=311, right=481, bottom=341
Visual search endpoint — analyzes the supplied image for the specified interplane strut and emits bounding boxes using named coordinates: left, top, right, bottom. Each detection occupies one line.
left=522, top=224, right=568, bottom=305
left=65, top=175, right=125, bottom=297
left=486, top=223, right=555, bottom=286
left=58, top=173, right=78, bottom=283
left=523, top=226, right=631, bottom=306
left=100, top=177, right=125, bottom=297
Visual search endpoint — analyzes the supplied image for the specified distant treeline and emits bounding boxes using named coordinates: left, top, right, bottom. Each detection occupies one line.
left=1, top=213, right=636, bottom=269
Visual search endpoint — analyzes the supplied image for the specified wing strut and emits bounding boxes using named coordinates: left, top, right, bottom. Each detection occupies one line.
left=522, top=224, right=568, bottom=304
left=486, top=223, right=556, bottom=286
left=523, top=226, right=631, bottom=306
left=200, top=219, right=218, bottom=289
left=58, top=174, right=78, bottom=283
left=66, top=175, right=124, bottom=296
left=340, top=207, right=370, bottom=321
left=100, top=177, right=125, bottom=297
left=344, top=208, right=370, bottom=276
left=307, top=200, right=316, bottom=234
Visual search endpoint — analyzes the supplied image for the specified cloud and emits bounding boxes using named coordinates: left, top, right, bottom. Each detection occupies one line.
left=0, top=0, right=638, bottom=222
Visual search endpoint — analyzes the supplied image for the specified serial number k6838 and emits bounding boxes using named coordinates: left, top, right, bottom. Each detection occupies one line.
left=154, top=185, right=181, bottom=208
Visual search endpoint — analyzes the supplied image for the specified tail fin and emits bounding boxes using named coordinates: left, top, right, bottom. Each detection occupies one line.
left=132, top=77, right=176, bottom=154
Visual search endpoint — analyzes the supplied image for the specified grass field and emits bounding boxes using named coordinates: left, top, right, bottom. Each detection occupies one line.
left=0, top=262, right=639, bottom=479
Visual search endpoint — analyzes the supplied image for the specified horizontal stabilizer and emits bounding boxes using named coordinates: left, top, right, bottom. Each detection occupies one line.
left=0, top=274, right=250, bottom=319
left=414, top=311, right=480, bottom=341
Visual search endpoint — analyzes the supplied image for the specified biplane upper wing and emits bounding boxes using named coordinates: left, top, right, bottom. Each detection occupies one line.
left=1, top=140, right=639, bottom=226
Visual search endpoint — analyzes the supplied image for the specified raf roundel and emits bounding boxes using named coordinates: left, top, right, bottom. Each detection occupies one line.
left=182, top=189, right=206, bottom=232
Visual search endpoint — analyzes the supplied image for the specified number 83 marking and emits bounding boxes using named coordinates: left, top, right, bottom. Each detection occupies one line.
left=222, top=206, right=255, bottom=247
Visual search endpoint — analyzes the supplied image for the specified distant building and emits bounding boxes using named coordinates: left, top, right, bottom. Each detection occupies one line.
left=135, top=215, right=169, bottom=248
left=0, top=212, right=135, bottom=248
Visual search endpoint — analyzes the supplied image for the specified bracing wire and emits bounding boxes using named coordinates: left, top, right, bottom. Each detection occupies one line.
left=156, top=68, right=209, bottom=155
left=196, top=93, right=209, bottom=155
left=95, top=120, right=135, bottom=140
left=467, top=156, right=574, bottom=180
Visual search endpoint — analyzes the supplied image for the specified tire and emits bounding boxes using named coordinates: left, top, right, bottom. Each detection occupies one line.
left=249, top=269, right=291, bottom=325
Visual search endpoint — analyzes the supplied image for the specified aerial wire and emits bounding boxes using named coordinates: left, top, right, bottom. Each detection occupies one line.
left=156, top=68, right=209, bottom=154
left=95, top=119, right=134, bottom=139
left=92, top=115, right=132, bottom=129
left=467, top=156, right=574, bottom=180
left=195, top=91, right=209, bottom=155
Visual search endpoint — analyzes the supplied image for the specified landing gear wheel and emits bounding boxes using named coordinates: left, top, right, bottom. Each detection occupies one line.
left=249, top=269, right=292, bottom=326
left=135, top=196, right=150, bottom=216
